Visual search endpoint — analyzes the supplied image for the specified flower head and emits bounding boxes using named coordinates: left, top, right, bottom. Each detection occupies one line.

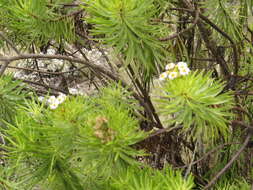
left=179, top=67, right=190, bottom=76
left=38, top=96, right=45, bottom=102
left=47, top=96, right=60, bottom=109
left=47, top=96, right=57, bottom=104
left=43, top=94, right=68, bottom=110
left=168, top=72, right=178, bottom=80
left=177, top=62, right=188, bottom=70
left=165, top=63, right=175, bottom=70
left=159, top=72, right=168, bottom=81
left=49, top=99, right=59, bottom=110
left=57, top=93, right=67, bottom=104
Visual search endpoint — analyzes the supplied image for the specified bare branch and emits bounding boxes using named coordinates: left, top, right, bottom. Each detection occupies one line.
left=0, top=61, right=10, bottom=76
left=0, top=53, right=119, bottom=81
left=171, top=5, right=239, bottom=87
left=21, top=79, right=68, bottom=94
left=0, top=32, right=20, bottom=54
left=174, top=142, right=241, bottom=170
left=7, top=65, right=87, bottom=75
left=160, top=8, right=199, bottom=41
left=204, top=133, right=252, bottom=189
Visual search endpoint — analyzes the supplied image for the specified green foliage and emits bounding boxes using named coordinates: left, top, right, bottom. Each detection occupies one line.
left=1, top=84, right=147, bottom=189
left=214, top=179, right=250, bottom=190
left=157, top=71, right=234, bottom=142
left=0, top=0, right=75, bottom=47
left=201, top=0, right=243, bottom=42
left=111, top=166, right=195, bottom=190
left=84, top=0, right=166, bottom=82
left=0, top=167, right=11, bottom=190
left=0, top=74, right=26, bottom=123
left=0, top=76, right=26, bottom=190
left=0, top=0, right=252, bottom=188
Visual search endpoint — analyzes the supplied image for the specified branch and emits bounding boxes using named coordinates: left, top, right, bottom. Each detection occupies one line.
left=0, top=32, right=20, bottom=55
left=0, top=53, right=119, bottom=81
left=174, top=142, right=240, bottom=169
left=0, top=61, right=10, bottom=76
left=235, top=91, right=253, bottom=96
left=7, top=65, right=87, bottom=75
left=21, top=79, right=68, bottom=94
left=27, top=9, right=83, bottom=22
left=232, top=120, right=253, bottom=130
left=169, top=8, right=236, bottom=46
left=147, top=125, right=182, bottom=139
left=195, top=10, right=239, bottom=81
left=51, top=10, right=83, bottom=22
left=0, top=33, right=20, bottom=76
left=171, top=5, right=239, bottom=85
left=232, top=107, right=252, bottom=120
left=0, top=53, right=163, bottom=128
left=204, top=132, right=252, bottom=189
left=160, top=8, right=199, bottom=41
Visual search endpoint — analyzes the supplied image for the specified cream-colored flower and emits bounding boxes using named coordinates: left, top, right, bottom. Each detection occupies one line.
left=47, top=96, right=57, bottom=104
left=47, top=96, right=60, bottom=109
left=57, top=93, right=67, bottom=104
left=165, top=63, right=175, bottom=70
left=49, top=100, right=59, bottom=110
left=179, top=67, right=190, bottom=76
left=159, top=72, right=168, bottom=81
left=177, top=62, right=188, bottom=70
left=168, top=71, right=178, bottom=80
left=38, top=96, right=45, bottom=102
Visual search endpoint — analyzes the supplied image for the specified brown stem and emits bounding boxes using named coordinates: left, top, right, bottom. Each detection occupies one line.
left=0, top=54, right=119, bottom=81
left=174, top=142, right=240, bottom=169
left=204, top=133, right=252, bottom=189
left=7, top=65, right=87, bottom=75
left=21, top=79, right=68, bottom=94
left=235, top=91, right=253, bottom=96
left=0, top=32, right=20, bottom=55
left=0, top=53, right=162, bottom=129
left=160, top=8, right=199, bottom=41
left=171, top=4, right=239, bottom=88
left=147, top=126, right=183, bottom=139
left=0, top=61, right=10, bottom=76
left=232, top=120, right=253, bottom=130
left=127, top=65, right=163, bottom=129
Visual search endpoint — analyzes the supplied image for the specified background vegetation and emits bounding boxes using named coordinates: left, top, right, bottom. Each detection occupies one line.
left=0, top=0, right=253, bottom=189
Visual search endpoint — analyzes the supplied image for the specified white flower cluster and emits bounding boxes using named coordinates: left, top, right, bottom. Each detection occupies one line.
left=38, top=93, right=67, bottom=110
left=159, top=62, right=190, bottom=81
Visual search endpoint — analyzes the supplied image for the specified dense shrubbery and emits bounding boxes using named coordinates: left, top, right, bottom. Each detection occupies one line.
left=0, top=0, right=253, bottom=189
